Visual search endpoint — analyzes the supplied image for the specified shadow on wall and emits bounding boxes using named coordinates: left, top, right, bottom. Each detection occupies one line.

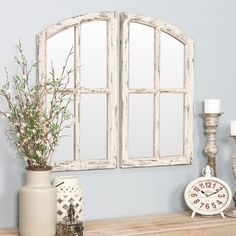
left=217, top=123, right=235, bottom=189
left=166, top=101, right=207, bottom=213
left=167, top=166, right=195, bottom=214
left=0, top=119, right=25, bottom=228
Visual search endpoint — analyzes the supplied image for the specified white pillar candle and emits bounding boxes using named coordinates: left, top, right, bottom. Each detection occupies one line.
left=230, top=121, right=236, bottom=136
left=204, top=99, right=221, bottom=114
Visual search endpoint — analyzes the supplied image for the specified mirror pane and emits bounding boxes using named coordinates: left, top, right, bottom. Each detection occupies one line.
left=47, top=28, right=75, bottom=88
left=160, top=32, right=184, bottom=89
left=129, top=23, right=155, bottom=89
left=129, top=94, right=154, bottom=157
left=160, top=94, right=184, bottom=157
left=80, top=94, right=107, bottom=160
left=46, top=94, right=75, bottom=162
left=80, top=21, right=107, bottom=88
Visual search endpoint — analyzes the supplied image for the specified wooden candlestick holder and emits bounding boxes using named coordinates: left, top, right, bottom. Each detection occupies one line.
left=203, top=113, right=222, bottom=177
left=225, top=136, right=236, bottom=217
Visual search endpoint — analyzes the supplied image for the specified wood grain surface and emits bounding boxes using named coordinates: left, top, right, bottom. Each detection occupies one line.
left=1, top=212, right=236, bottom=236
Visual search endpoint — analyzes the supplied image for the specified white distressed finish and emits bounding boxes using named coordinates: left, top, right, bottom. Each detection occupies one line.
left=37, top=11, right=194, bottom=171
left=184, top=165, right=232, bottom=219
left=36, top=12, right=118, bottom=171
left=225, top=137, right=236, bottom=217
left=120, top=12, right=194, bottom=168
left=203, top=113, right=222, bottom=176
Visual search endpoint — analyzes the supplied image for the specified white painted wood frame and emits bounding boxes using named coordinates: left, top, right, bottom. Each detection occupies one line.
left=36, top=12, right=118, bottom=171
left=120, top=12, right=194, bottom=168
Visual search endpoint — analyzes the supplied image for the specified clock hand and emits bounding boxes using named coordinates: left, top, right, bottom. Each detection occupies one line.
left=207, top=191, right=218, bottom=197
left=201, top=190, right=208, bottom=197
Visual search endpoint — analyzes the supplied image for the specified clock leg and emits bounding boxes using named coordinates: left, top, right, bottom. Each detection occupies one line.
left=220, top=212, right=225, bottom=219
left=191, top=211, right=196, bottom=218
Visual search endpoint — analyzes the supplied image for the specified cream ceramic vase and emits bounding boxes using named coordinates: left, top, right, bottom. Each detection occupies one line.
left=19, top=168, right=56, bottom=236
left=53, top=176, right=84, bottom=223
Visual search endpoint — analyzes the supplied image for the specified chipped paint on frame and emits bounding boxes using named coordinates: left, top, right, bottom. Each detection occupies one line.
left=120, top=12, right=194, bottom=168
left=37, top=12, right=118, bottom=171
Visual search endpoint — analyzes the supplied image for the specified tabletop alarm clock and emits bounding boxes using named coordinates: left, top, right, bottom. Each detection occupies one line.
left=184, top=165, right=232, bottom=218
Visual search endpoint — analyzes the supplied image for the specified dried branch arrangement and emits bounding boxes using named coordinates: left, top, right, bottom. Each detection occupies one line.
left=0, top=42, right=74, bottom=169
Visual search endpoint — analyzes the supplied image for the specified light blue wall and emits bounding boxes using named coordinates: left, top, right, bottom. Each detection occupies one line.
left=1, top=0, right=236, bottom=227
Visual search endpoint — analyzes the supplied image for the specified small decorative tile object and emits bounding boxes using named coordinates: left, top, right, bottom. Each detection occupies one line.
left=53, top=176, right=84, bottom=223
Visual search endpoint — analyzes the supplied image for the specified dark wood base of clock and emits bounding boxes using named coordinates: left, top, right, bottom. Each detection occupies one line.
left=1, top=212, right=236, bottom=236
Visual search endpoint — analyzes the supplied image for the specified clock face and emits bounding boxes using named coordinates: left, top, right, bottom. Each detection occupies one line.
left=185, top=177, right=232, bottom=215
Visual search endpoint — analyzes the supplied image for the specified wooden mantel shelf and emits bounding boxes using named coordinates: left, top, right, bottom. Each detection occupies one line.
left=1, top=212, right=236, bottom=236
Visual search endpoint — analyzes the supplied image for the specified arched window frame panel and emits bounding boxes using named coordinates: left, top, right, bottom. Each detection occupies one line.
left=36, top=12, right=118, bottom=171
left=120, top=12, right=194, bottom=168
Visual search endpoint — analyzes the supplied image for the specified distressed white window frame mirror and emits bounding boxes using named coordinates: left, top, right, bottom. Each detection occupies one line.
left=37, top=12, right=118, bottom=171
left=36, top=11, right=194, bottom=171
left=120, top=12, right=194, bottom=168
